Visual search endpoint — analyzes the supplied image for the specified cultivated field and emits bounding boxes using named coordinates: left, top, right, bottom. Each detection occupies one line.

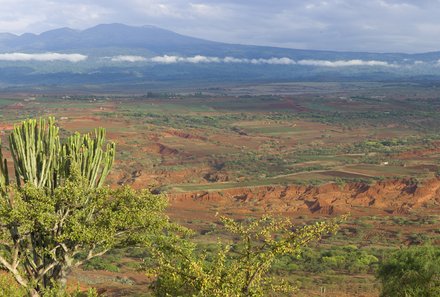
left=1, top=82, right=440, bottom=296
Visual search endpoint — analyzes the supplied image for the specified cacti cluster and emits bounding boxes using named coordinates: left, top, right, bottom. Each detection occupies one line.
left=0, top=117, right=115, bottom=191
left=62, top=128, right=115, bottom=188
left=0, top=140, right=9, bottom=194
left=9, top=117, right=60, bottom=189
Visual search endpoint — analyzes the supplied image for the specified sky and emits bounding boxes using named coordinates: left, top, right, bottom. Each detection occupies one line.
left=1, top=0, right=440, bottom=53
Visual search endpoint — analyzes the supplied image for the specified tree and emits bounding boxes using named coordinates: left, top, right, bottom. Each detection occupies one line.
left=0, top=118, right=170, bottom=296
left=150, top=215, right=345, bottom=297
left=377, top=245, right=440, bottom=297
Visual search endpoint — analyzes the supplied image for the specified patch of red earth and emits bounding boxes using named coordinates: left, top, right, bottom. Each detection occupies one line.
left=138, top=166, right=211, bottom=187
left=0, top=123, right=14, bottom=131
left=5, top=103, right=24, bottom=109
left=61, top=117, right=101, bottom=130
left=143, top=143, right=179, bottom=156
left=109, top=165, right=212, bottom=189
left=165, top=129, right=207, bottom=141
left=168, top=178, right=440, bottom=217
left=68, top=268, right=151, bottom=297
left=397, top=142, right=440, bottom=159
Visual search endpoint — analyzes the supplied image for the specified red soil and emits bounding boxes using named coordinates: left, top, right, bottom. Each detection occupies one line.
left=168, top=178, right=440, bottom=217
left=144, top=143, right=179, bottom=156
left=398, top=142, right=440, bottom=159
left=0, top=124, right=14, bottom=131
left=165, top=129, right=207, bottom=141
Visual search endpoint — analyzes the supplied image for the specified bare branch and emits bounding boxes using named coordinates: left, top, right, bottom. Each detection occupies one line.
left=0, top=254, right=28, bottom=287
left=37, top=261, right=59, bottom=281
left=0, top=254, right=14, bottom=272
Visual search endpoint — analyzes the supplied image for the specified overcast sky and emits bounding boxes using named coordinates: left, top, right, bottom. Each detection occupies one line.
left=1, top=0, right=440, bottom=53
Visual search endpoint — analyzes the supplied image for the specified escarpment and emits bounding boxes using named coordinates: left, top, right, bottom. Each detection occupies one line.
left=168, top=178, right=440, bottom=215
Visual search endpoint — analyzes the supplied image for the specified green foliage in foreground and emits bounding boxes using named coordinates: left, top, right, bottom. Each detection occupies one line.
left=150, top=215, right=345, bottom=297
left=0, top=273, right=99, bottom=297
left=0, top=118, right=171, bottom=297
left=0, top=177, right=170, bottom=297
left=377, top=245, right=440, bottom=297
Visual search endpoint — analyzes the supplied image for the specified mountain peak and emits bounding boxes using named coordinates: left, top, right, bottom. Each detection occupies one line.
left=85, top=23, right=133, bottom=30
left=39, top=27, right=79, bottom=37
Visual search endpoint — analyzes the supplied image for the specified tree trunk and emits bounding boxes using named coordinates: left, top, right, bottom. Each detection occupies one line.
left=29, top=288, right=40, bottom=297
left=57, top=266, right=70, bottom=294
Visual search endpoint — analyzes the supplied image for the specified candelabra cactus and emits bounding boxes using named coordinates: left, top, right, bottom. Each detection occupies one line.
left=0, top=140, right=8, bottom=194
left=0, top=117, right=115, bottom=191
left=8, top=117, right=60, bottom=189
left=0, top=117, right=169, bottom=297
left=61, top=128, right=115, bottom=188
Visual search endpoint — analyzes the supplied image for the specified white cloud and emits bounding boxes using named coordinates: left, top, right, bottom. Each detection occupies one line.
left=297, top=59, right=393, bottom=67
left=111, top=55, right=147, bottom=62
left=250, top=57, right=296, bottom=65
left=0, top=52, right=87, bottom=62
left=1, top=52, right=429, bottom=68
left=186, top=55, right=221, bottom=63
left=149, top=55, right=297, bottom=65
left=0, top=53, right=397, bottom=68
left=137, top=55, right=394, bottom=67
left=223, top=56, right=247, bottom=63
left=150, top=55, right=221, bottom=63
left=150, top=55, right=181, bottom=63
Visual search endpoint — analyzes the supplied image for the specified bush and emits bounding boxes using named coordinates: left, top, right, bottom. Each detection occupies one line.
left=150, top=216, right=344, bottom=297
left=377, top=245, right=440, bottom=297
left=82, top=257, right=120, bottom=272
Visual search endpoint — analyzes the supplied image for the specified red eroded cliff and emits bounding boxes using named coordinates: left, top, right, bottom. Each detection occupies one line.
left=167, top=178, right=440, bottom=215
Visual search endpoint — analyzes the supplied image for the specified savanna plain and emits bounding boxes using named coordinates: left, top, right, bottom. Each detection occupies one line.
left=1, top=81, right=440, bottom=296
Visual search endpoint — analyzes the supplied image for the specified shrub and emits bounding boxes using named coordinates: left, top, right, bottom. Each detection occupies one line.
left=377, top=245, right=440, bottom=297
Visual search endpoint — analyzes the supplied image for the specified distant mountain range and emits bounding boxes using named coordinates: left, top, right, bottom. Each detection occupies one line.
left=1, top=23, right=440, bottom=89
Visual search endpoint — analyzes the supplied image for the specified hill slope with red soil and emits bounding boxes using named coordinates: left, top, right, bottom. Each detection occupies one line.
left=168, top=178, right=440, bottom=216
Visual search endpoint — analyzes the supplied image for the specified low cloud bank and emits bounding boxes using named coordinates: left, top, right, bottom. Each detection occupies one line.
left=149, top=55, right=297, bottom=65
left=111, top=54, right=393, bottom=67
left=297, top=59, right=391, bottom=67
left=151, top=55, right=222, bottom=63
left=111, top=55, right=147, bottom=62
left=0, top=52, right=87, bottom=62
left=0, top=53, right=399, bottom=67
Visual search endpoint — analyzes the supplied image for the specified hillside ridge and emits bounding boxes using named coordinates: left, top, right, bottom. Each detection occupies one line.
left=168, top=178, right=440, bottom=215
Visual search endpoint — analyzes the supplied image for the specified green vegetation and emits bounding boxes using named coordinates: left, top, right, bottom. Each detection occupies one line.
left=377, top=245, right=440, bottom=297
left=0, top=84, right=440, bottom=295
left=0, top=118, right=170, bottom=296
left=0, top=117, right=347, bottom=296
left=151, top=216, right=344, bottom=297
left=289, top=245, right=379, bottom=274
left=5, top=86, right=440, bottom=188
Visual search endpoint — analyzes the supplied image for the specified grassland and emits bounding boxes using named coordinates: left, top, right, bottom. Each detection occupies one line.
left=1, top=82, right=440, bottom=295
left=4, top=83, right=439, bottom=190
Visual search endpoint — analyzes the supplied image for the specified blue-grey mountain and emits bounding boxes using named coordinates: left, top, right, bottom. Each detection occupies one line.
left=0, top=23, right=440, bottom=88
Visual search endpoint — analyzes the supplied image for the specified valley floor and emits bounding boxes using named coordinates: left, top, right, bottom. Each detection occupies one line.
left=1, top=82, right=439, bottom=296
